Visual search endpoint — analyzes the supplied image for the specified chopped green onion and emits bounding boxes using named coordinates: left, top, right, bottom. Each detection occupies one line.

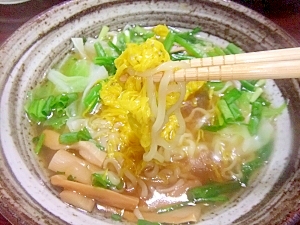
left=33, top=133, right=45, bottom=154
left=54, top=93, right=78, bottom=110
left=163, top=32, right=175, bottom=52
left=217, top=108, right=225, bottom=126
left=240, top=80, right=256, bottom=92
left=116, top=32, right=127, bottom=51
left=131, top=26, right=154, bottom=40
left=89, top=139, right=105, bottom=151
left=137, top=220, right=161, bottom=225
left=130, top=35, right=144, bottom=44
left=59, top=127, right=92, bottom=145
left=255, top=96, right=270, bottom=106
left=213, top=46, right=226, bottom=55
left=223, top=88, right=242, bottom=104
left=83, top=83, right=102, bottom=113
left=201, top=124, right=225, bottom=132
left=175, top=27, right=201, bottom=44
left=206, top=81, right=225, bottom=91
left=193, top=194, right=229, bottom=203
left=26, top=93, right=77, bottom=125
left=228, top=102, right=244, bottom=121
left=170, top=53, right=195, bottom=61
left=189, top=27, right=202, bottom=35
left=59, top=132, right=78, bottom=145
left=248, top=80, right=258, bottom=85
left=187, top=181, right=241, bottom=201
left=77, top=127, right=92, bottom=141
left=157, top=193, right=228, bottom=214
left=98, top=25, right=109, bottom=40
left=207, top=46, right=226, bottom=57
left=255, top=79, right=266, bottom=87
left=123, top=29, right=131, bottom=43
left=250, top=87, right=263, bottom=103
left=42, top=96, right=54, bottom=116
left=94, top=56, right=116, bottom=66
left=241, top=141, right=273, bottom=184
left=223, top=48, right=232, bottom=55
left=94, top=56, right=117, bottom=75
left=248, top=116, right=260, bottom=136
left=178, top=27, right=201, bottom=36
left=248, top=101, right=263, bottom=135
left=94, top=42, right=106, bottom=57
left=111, top=213, right=122, bottom=221
left=218, top=99, right=234, bottom=123
left=92, top=172, right=112, bottom=189
left=226, top=43, right=243, bottom=54
left=174, top=35, right=203, bottom=58
left=108, top=41, right=122, bottom=55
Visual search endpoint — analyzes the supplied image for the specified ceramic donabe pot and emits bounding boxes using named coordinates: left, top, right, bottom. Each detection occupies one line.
left=0, top=1, right=299, bottom=225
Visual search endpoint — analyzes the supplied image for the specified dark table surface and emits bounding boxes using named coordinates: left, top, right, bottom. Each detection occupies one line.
left=0, top=0, right=299, bottom=224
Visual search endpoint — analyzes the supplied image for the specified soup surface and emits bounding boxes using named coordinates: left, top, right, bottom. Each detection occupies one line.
left=25, top=25, right=286, bottom=224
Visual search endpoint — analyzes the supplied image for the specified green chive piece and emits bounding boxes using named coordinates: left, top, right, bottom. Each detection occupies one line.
left=25, top=93, right=77, bottom=127
left=217, top=99, right=234, bottom=123
left=94, top=56, right=117, bottom=75
left=174, top=35, right=203, bottom=58
left=94, top=42, right=107, bottom=57
left=223, top=48, right=232, bottom=55
left=250, top=87, right=263, bottom=103
left=111, top=213, right=122, bottom=221
left=108, top=41, right=122, bottom=55
left=83, top=83, right=102, bottom=113
left=163, top=32, right=176, bottom=52
left=33, top=133, right=45, bottom=154
left=175, top=27, right=201, bottom=44
left=77, top=127, right=92, bottom=141
left=59, top=132, right=78, bottom=145
left=187, top=181, right=241, bottom=201
left=206, top=81, right=225, bottom=91
left=137, top=219, right=161, bottom=225
left=59, top=127, right=92, bottom=145
left=92, top=172, right=112, bottom=189
left=223, top=88, right=242, bottom=104
left=228, top=102, right=244, bottom=121
left=256, top=96, right=270, bottom=106
left=98, top=25, right=109, bottom=40
left=226, top=43, right=243, bottom=54
left=248, top=101, right=263, bottom=135
left=240, top=80, right=256, bottom=92
left=241, top=141, right=273, bottom=184
left=170, top=53, right=195, bottom=61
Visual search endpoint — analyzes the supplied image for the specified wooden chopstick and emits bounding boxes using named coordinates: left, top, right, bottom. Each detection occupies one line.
left=152, top=47, right=300, bottom=82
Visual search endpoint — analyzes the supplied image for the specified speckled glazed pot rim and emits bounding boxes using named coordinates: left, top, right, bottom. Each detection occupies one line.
left=0, top=1, right=300, bottom=225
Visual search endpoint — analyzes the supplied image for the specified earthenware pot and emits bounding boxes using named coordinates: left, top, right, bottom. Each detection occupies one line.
left=0, top=0, right=299, bottom=224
